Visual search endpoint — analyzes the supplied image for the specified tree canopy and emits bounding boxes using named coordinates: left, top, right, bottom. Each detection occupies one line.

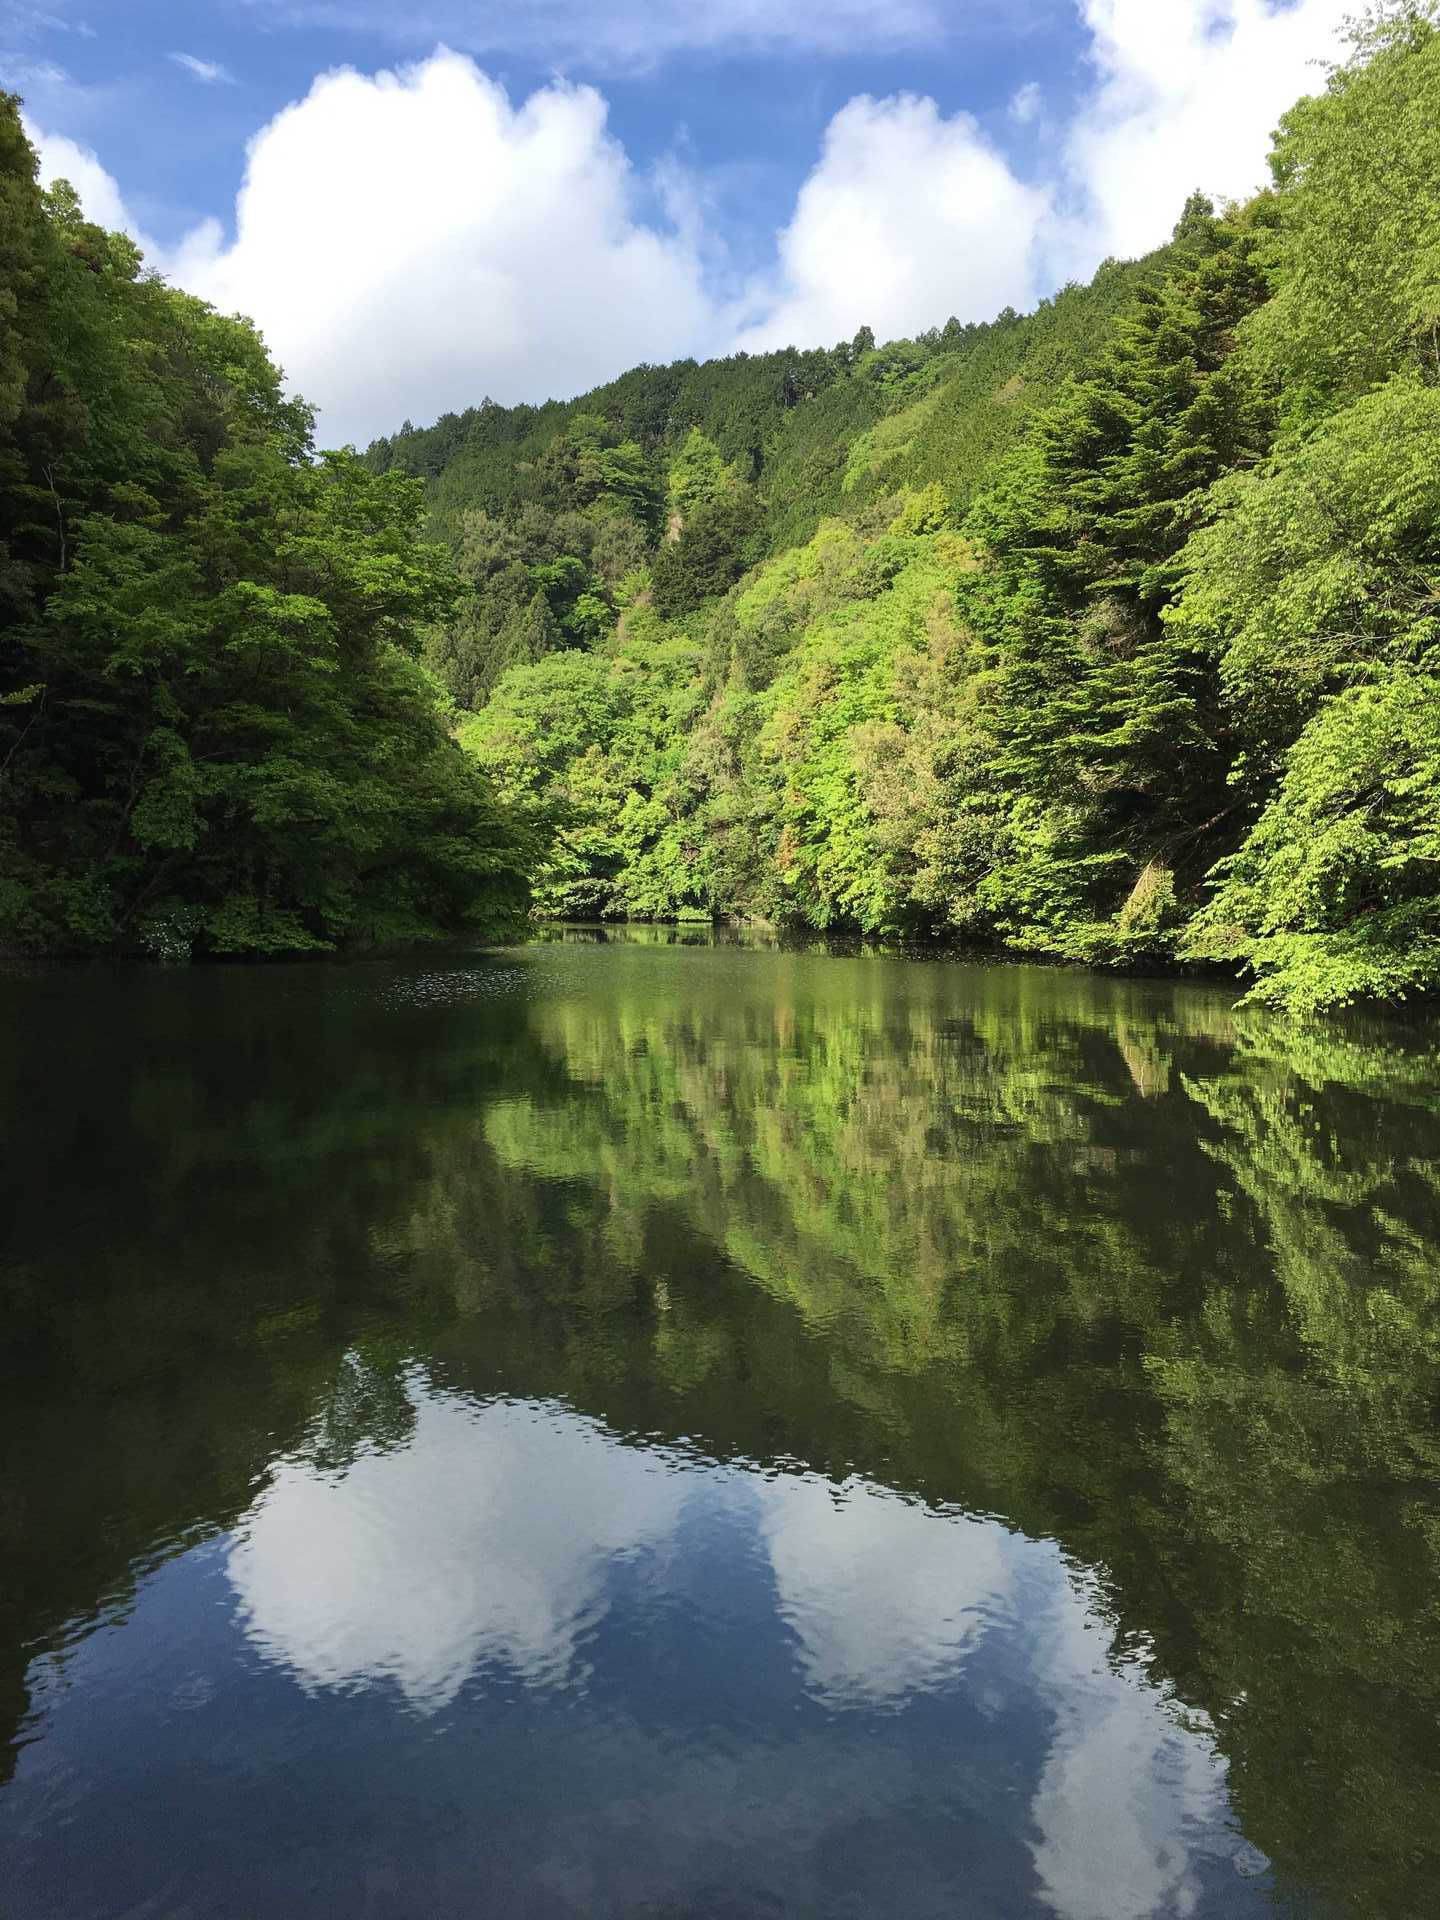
left=0, top=96, right=533, bottom=958
left=395, top=3, right=1440, bottom=1013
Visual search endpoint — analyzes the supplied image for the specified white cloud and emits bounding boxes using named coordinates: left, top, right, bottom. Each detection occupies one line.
left=1009, top=78, right=1043, bottom=124
left=26, top=117, right=145, bottom=238
left=758, top=1469, right=1247, bottom=1909
left=169, top=52, right=236, bottom=85
left=745, top=2, right=1358, bottom=350
left=761, top=1475, right=1015, bottom=1707
left=734, top=93, right=1049, bottom=352
left=217, top=1405, right=1258, bottom=1910
left=1051, top=0, right=1353, bottom=277
left=0, top=2, right=84, bottom=34
left=243, top=0, right=944, bottom=69
left=21, top=2, right=1357, bottom=447
left=1026, top=1570, right=1240, bottom=1920
left=229, top=1377, right=686, bottom=1711
left=5, top=55, right=69, bottom=88
left=167, top=49, right=720, bottom=446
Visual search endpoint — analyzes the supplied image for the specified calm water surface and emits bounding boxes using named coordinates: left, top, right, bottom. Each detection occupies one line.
left=3, top=931, right=1439, bottom=1919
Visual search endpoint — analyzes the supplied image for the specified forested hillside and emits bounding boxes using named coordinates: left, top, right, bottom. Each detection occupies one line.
left=0, top=97, right=532, bottom=959
left=5, top=2, right=1438, bottom=1003
left=389, top=3, right=1440, bottom=1014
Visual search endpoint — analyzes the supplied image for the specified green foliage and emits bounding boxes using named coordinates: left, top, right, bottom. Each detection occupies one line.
left=0, top=98, right=532, bottom=957
left=0, top=91, right=37, bottom=442
left=737, top=524, right=976, bottom=931
left=651, top=483, right=763, bottom=616
left=1187, top=670, right=1440, bottom=1010
left=889, top=482, right=950, bottom=535
left=939, top=199, right=1274, bottom=956
left=1254, top=2, right=1440, bottom=408
left=421, top=501, right=638, bottom=705
left=1174, top=375, right=1440, bottom=740
left=666, top=427, right=737, bottom=518
left=460, top=609, right=707, bottom=920
left=399, top=6, right=1440, bottom=1011
left=533, top=412, right=664, bottom=532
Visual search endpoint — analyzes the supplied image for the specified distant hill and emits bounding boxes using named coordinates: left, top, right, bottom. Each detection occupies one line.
left=363, top=242, right=1172, bottom=557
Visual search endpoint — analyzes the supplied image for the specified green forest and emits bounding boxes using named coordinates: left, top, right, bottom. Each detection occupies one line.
left=0, top=97, right=532, bottom=959
left=5, top=3, right=1440, bottom=1010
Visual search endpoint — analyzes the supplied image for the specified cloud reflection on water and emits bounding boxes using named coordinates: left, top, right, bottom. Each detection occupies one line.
left=229, top=1386, right=685, bottom=1710
left=760, top=1473, right=1015, bottom=1706
left=228, top=1371, right=1245, bottom=1915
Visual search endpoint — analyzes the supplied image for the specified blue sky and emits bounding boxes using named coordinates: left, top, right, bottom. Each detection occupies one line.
left=5, top=2, right=1355, bottom=444
left=7, top=1, right=1079, bottom=270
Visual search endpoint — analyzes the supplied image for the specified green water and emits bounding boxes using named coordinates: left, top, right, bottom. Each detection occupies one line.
left=2, top=930, right=1438, bottom=1918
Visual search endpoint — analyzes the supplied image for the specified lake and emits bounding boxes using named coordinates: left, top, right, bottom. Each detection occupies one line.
left=2, top=930, right=1438, bottom=1919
